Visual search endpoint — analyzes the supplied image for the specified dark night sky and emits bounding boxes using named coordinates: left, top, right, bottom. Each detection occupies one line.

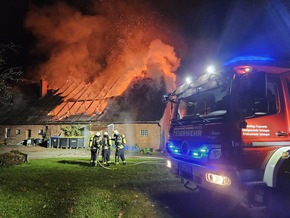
left=2, top=0, right=290, bottom=80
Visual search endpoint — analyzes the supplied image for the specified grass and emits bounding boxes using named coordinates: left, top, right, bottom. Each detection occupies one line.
left=0, top=157, right=183, bottom=218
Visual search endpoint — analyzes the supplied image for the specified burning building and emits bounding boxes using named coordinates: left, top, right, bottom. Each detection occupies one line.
left=0, top=74, right=174, bottom=150
left=0, top=1, right=181, bottom=150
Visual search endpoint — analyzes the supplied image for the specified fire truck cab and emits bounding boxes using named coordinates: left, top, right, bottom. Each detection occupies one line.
left=163, top=56, right=290, bottom=208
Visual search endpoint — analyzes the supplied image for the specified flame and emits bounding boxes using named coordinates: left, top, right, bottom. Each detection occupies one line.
left=24, top=1, right=181, bottom=120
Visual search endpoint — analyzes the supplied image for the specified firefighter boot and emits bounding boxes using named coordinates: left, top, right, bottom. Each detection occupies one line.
left=115, top=156, right=120, bottom=165
left=90, top=161, right=95, bottom=167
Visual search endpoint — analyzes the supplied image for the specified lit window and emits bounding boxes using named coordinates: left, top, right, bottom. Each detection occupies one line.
left=140, top=129, right=148, bottom=137
left=16, top=129, right=21, bottom=135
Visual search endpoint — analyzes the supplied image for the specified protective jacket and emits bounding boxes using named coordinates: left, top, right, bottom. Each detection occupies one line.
left=114, top=133, right=126, bottom=164
left=93, top=136, right=102, bottom=148
left=102, top=135, right=111, bottom=150
left=102, top=135, right=111, bottom=166
left=91, top=136, right=102, bottom=151
left=115, top=134, right=126, bottom=150
left=90, top=135, right=101, bottom=167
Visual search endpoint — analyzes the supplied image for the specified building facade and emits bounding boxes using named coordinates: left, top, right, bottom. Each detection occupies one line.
left=0, top=121, right=163, bottom=151
left=108, top=122, right=161, bottom=151
left=0, top=79, right=170, bottom=152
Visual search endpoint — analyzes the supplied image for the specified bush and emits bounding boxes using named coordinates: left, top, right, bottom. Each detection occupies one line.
left=139, top=147, right=154, bottom=155
left=61, top=125, right=82, bottom=137
left=0, top=150, right=27, bottom=167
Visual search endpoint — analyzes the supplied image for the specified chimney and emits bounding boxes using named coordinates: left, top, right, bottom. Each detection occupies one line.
left=40, top=79, right=48, bottom=97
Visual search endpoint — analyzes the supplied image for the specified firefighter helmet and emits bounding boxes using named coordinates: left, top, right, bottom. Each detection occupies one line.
left=104, top=132, right=108, bottom=136
left=113, top=130, right=119, bottom=135
left=95, top=132, right=101, bottom=137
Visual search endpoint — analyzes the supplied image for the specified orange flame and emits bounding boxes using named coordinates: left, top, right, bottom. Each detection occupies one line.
left=24, top=1, right=181, bottom=119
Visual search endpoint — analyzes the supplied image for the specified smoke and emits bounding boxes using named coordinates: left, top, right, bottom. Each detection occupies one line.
left=100, top=77, right=167, bottom=122
left=146, top=39, right=179, bottom=92
left=24, top=0, right=181, bottom=116
left=25, top=2, right=109, bottom=85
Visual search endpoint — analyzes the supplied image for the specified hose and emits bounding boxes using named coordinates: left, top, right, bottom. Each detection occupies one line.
left=128, top=161, right=166, bottom=166
left=92, top=149, right=166, bottom=170
left=96, top=148, right=111, bottom=170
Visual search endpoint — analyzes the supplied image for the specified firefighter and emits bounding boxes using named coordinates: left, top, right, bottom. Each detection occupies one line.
left=113, top=130, right=126, bottom=165
left=101, top=132, right=111, bottom=166
left=90, top=132, right=101, bottom=167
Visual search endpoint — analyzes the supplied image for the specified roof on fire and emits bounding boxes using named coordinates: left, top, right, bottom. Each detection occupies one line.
left=0, top=77, right=166, bottom=125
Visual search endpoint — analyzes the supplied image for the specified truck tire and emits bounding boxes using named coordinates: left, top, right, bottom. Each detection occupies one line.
left=276, top=158, right=290, bottom=193
left=266, top=158, right=290, bottom=217
left=197, top=186, right=240, bottom=216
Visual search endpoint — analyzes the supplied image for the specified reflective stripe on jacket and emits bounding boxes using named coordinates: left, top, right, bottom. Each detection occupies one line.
left=102, top=136, right=111, bottom=150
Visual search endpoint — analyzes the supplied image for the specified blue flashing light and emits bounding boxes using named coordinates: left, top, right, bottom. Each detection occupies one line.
left=166, top=141, right=181, bottom=155
left=190, top=146, right=209, bottom=158
left=173, top=149, right=179, bottom=154
left=224, top=56, right=274, bottom=66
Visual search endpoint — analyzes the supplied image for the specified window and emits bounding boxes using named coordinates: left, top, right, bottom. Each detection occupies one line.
left=16, top=129, right=21, bottom=135
left=140, top=129, right=148, bottom=137
left=27, top=129, right=32, bottom=138
left=238, top=73, right=280, bottom=118
left=5, top=128, right=11, bottom=138
left=177, top=82, right=230, bottom=119
left=38, top=129, right=43, bottom=135
left=266, top=78, right=279, bottom=114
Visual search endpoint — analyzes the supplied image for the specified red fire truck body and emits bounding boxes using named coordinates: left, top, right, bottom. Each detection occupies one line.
left=164, top=57, right=290, bottom=207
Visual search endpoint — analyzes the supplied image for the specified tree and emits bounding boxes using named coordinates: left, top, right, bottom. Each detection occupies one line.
left=61, top=125, right=82, bottom=137
left=0, top=43, right=22, bottom=106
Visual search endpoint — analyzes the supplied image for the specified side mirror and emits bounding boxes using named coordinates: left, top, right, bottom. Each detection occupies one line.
left=162, top=93, right=177, bottom=103
left=239, top=120, right=247, bottom=128
left=161, top=94, right=169, bottom=103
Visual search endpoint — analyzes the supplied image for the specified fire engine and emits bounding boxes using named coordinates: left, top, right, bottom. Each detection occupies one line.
left=163, top=56, right=290, bottom=208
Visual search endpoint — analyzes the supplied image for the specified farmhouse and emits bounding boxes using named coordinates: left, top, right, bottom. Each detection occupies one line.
left=0, top=78, right=171, bottom=152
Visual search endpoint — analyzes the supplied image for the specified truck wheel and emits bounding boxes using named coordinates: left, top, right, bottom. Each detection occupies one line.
left=265, top=186, right=290, bottom=217
left=267, top=159, right=290, bottom=217
left=247, top=183, right=268, bottom=208
left=197, top=186, right=237, bottom=216
left=276, top=158, right=290, bottom=193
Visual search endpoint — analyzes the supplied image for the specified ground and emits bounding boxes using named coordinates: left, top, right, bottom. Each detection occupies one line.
left=0, top=145, right=92, bottom=159
left=1, top=145, right=289, bottom=218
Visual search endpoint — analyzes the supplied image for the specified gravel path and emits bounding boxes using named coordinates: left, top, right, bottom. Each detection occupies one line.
left=0, top=145, right=151, bottom=160
left=0, top=145, right=91, bottom=159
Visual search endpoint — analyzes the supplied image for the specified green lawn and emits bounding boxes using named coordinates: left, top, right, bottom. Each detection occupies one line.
left=0, top=157, right=182, bottom=218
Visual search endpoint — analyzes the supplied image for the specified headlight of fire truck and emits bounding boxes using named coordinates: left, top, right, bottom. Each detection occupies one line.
left=166, top=159, right=172, bottom=168
left=206, top=173, right=231, bottom=186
